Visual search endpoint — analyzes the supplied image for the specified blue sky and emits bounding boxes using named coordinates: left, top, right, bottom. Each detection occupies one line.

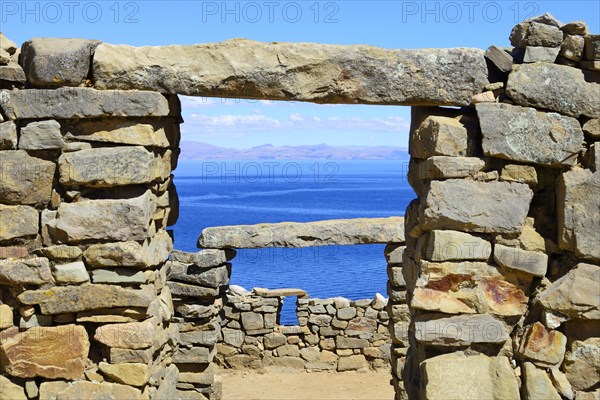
left=3, top=1, right=599, bottom=147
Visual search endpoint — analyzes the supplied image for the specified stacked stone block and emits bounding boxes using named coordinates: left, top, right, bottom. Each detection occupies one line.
left=401, top=14, right=599, bottom=400
left=217, top=287, right=392, bottom=372
left=166, top=249, right=235, bottom=400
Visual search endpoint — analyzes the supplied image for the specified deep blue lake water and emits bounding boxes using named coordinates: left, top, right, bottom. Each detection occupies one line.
left=171, top=159, right=415, bottom=324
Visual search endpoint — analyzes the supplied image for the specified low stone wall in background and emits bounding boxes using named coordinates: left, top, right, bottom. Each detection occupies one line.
left=216, top=287, right=392, bottom=372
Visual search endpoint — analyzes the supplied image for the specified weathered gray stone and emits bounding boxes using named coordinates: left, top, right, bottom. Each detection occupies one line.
left=63, top=118, right=173, bottom=148
left=0, top=257, right=52, bottom=285
left=166, top=281, right=219, bottom=298
left=560, top=35, right=585, bottom=61
left=0, top=33, right=18, bottom=55
left=561, top=21, right=589, bottom=35
left=91, top=269, right=148, bottom=284
left=510, top=21, right=564, bottom=48
left=335, top=337, right=369, bottom=349
left=494, top=244, right=548, bottom=277
left=19, top=120, right=64, bottom=150
left=169, top=263, right=229, bottom=289
left=0, top=204, right=38, bottom=242
left=415, top=314, right=509, bottom=346
left=0, top=150, right=56, bottom=205
left=421, top=352, right=520, bottom=400
left=53, top=261, right=89, bottom=284
left=506, top=63, right=600, bottom=118
left=83, top=230, right=172, bottom=268
left=241, top=312, right=264, bottom=330
left=564, top=338, right=600, bottom=392
left=18, top=284, right=155, bottom=314
left=59, top=146, right=169, bottom=187
left=93, top=41, right=488, bottom=106
left=20, top=38, right=101, bottom=87
left=583, top=118, right=600, bottom=138
left=538, top=263, right=600, bottom=323
left=484, top=45, right=513, bottom=73
left=557, top=168, right=600, bottom=261
left=43, top=190, right=157, bottom=243
left=0, top=121, right=16, bottom=149
left=423, top=180, right=533, bottom=233
left=173, top=346, right=216, bottom=364
left=409, top=116, right=469, bottom=159
left=264, top=332, right=287, bottom=349
left=523, top=362, right=562, bottom=400
left=198, top=217, right=404, bottom=248
left=0, top=88, right=170, bottom=120
left=528, top=13, right=563, bottom=28
left=34, top=245, right=80, bottom=262
left=477, top=103, right=584, bottom=167
left=0, top=325, right=89, bottom=379
left=523, top=46, right=560, bottom=63
left=0, top=64, right=26, bottom=84
left=252, top=287, right=306, bottom=298
left=425, top=230, right=491, bottom=261
left=585, top=35, right=600, bottom=60
left=171, top=249, right=229, bottom=268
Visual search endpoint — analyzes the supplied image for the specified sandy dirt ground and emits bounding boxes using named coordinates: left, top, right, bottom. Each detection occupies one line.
left=220, top=369, right=395, bottom=400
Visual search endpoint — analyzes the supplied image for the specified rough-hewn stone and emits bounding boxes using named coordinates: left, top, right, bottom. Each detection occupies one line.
left=59, top=146, right=168, bottom=187
left=585, top=35, right=600, bottom=60
left=423, top=180, right=533, bottom=233
left=416, top=156, right=485, bottom=179
left=93, top=41, right=488, bottom=106
left=171, top=249, right=229, bottom=268
left=63, top=118, right=173, bottom=147
left=409, top=116, right=469, bottom=159
left=0, top=204, right=38, bottom=242
left=0, top=150, right=56, bottom=205
left=506, top=63, right=600, bottom=118
left=18, top=284, right=155, bottom=314
left=477, top=103, right=584, bottom=167
left=199, top=217, right=404, bottom=248
left=510, top=21, right=563, bottom=48
left=493, top=244, right=548, bottom=277
left=519, top=322, right=567, bottom=367
left=38, top=381, right=144, bottom=400
left=415, top=314, right=509, bottom=346
left=425, top=230, right=491, bottom=261
left=0, top=257, right=52, bottom=285
left=564, top=338, right=600, bottom=392
left=557, top=168, right=600, bottom=260
left=421, top=352, right=520, bottom=400
left=19, top=120, right=65, bottom=150
left=0, top=325, right=89, bottom=379
left=523, top=362, right=562, bottom=400
left=20, top=38, right=101, bottom=87
left=0, top=120, right=17, bottom=149
left=0, top=375, right=27, bottom=400
left=538, top=263, right=600, bottom=324
left=52, top=261, right=90, bottom=284
left=0, top=88, right=170, bottom=120
left=484, top=45, right=513, bottom=73
left=43, top=190, right=157, bottom=243
left=98, top=361, right=149, bottom=387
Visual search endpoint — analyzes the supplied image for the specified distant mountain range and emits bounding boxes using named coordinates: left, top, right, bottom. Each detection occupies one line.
left=179, top=141, right=408, bottom=160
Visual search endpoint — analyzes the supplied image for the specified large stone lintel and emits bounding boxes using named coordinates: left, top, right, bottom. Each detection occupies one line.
left=92, top=40, right=488, bottom=106
left=197, top=217, right=404, bottom=248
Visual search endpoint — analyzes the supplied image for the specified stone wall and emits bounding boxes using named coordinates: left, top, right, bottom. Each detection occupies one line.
left=1, top=11, right=599, bottom=400
left=399, top=14, right=599, bottom=400
left=216, top=287, right=392, bottom=372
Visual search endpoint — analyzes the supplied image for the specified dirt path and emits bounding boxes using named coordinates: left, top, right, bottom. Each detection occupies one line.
left=220, top=369, right=395, bottom=400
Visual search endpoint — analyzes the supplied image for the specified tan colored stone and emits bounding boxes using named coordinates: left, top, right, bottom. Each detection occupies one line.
left=0, top=325, right=89, bottom=379
left=523, top=362, right=561, bottom=400
left=519, top=322, right=567, bottom=367
left=94, top=317, right=158, bottom=349
left=52, top=261, right=89, bottom=284
left=564, top=338, right=600, bottom=392
left=0, top=120, right=17, bottom=150
left=550, top=368, right=574, bottom=400
left=501, top=164, right=538, bottom=186
left=19, top=120, right=64, bottom=150
left=38, top=380, right=144, bottom=400
left=0, top=204, right=38, bottom=242
left=421, top=352, right=520, bottom=400
left=337, top=354, right=367, bottom=371
left=411, top=288, right=475, bottom=314
left=0, top=304, right=14, bottom=330
left=64, top=119, right=172, bottom=147
left=34, top=245, right=82, bottom=262
left=410, top=116, right=469, bottom=159
left=538, top=263, right=600, bottom=324
left=0, top=151, right=55, bottom=205
left=0, top=257, right=53, bottom=285
left=0, top=375, right=27, bottom=400
left=494, top=244, right=548, bottom=277
left=98, top=361, right=149, bottom=387
left=18, top=284, right=155, bottom=315
left=415, top=314, right=509, bottom=346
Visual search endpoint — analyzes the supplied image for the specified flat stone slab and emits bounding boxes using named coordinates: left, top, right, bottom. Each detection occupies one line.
left=477, top=103, right=584, bottom=167
left=93, top=40, right=488, bottom=106
left=0, top=87, right=170, bottom=120
left=198, top=217, right=404, bottom=248
left=506, top=63, right=600, bottom=118
left=253, top=287, right=308, bottom=298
